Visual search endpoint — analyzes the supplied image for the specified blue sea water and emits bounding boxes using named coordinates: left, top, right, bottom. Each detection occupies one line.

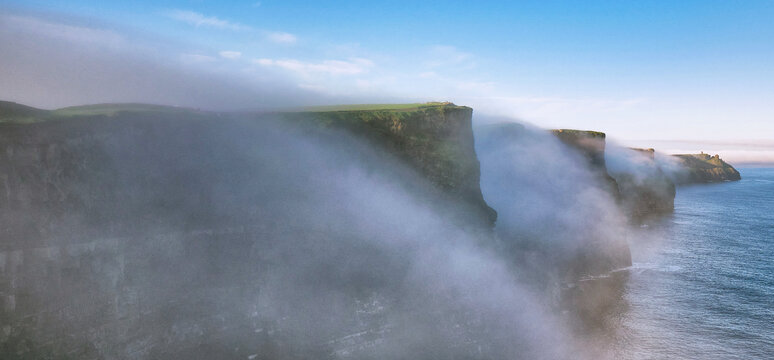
left=622, top=167, right=774, bottom=359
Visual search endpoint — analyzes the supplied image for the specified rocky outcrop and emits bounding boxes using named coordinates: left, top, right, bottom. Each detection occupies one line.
left=476, top=124, right=632, bottom=326
left=671, top=153, right=741, bottom=184
left=551, top=129, right=621, bottom=200
left=548, top=132, right=678, bottom=219
left=608, top=148, right=676, bottom=218
left=477, top=124, right=632, bottom=274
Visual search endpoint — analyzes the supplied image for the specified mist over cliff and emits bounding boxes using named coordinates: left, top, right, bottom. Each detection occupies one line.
left=0, top=10, right=680, bottom=359
left=0, top=97, right=694, bottom=359
left=1, top=109, right=604, bottom=359
left=475, top=121, right=630, bottom=279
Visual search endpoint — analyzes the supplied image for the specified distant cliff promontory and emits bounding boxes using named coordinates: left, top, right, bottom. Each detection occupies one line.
left=546, top=130, right=743, bottom=218
left=671, top=153, right=742, bottom=184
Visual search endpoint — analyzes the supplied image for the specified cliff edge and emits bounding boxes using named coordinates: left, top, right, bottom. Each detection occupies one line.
left=0, top=101, right=498, bottom=357
left=281, top=103, right=497, bottom=226
left=0, top=101, right=495, bottom=249
left=672, top=153, right=742, bottom=184
left=551, top=129, right=621, bottom=200
left=609, top=148, right=676, bottom=218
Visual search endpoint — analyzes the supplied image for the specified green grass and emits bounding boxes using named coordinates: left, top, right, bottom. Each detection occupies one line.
left=298, top=102, right=456, bottom=112
left=1, top=100, right=465, bottom=125
left=0, top=101, right=198, bottom=123
left=0, top=101, right=51, bottom=123
left=51, top=103, right=193, bottom=117
left=551, top=129, right=607, bottom=138
left=674, top=153, right=731, bottom=169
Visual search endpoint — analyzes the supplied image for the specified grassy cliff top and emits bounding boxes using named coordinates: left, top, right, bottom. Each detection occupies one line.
left=673, top=153, right=735, bottom=169
left=0, top=101, right=467, bottom=124
left=672, top=153, right=741, bottom=183
left=0, top=101, right=197, bottom=123
left=52, top=103, right=194, bottom=117
left=551, top=129, right=607, bottom=138
left=631, top=147, right=655, bottom=153
left=0, top=99, right=494, bottom=225
left=298, top=102, right=465, bottom=112
left=0, top=101, right=52, bottom=123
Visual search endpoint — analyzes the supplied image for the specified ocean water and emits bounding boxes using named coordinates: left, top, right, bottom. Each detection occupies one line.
left=620, top=167, right=774, bottom=359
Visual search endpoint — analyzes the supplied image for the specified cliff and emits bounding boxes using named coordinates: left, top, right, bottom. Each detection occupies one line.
left=550, top=129, right=621, bottom=200
left=609, top=148, right=676, bottom=218
left=477, top=124, right=632, bottom=275
left=280, top=103, right=496, bottom=226
left=549, top=131, right=677, bottom=219
left=476, top=123, right=632, bottom=324
left=0, top=101, right=497, bottom=358
left=672, top=153, right=742, bottom=184
left=0, top=102, right=493, bottom=248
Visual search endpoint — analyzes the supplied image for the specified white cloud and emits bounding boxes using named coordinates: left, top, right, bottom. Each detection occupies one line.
left=254, top=58, right=274, bottom=66
left=165, top=10, right=296, bottom=44
left=265, top=31, right=297, bottom=44
left=165, top=10, right=251, bottom=31
left=454, top=95, right=649, bottom=124
left=219, top=50, right=242, bottom=59
left=2, top=15, right=126, bottom=48
left=253, top=58, right=374, bottom=76
left=180, top=53, right=217, bottom=63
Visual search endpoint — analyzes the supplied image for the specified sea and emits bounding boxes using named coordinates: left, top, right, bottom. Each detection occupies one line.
left=619, top=167, right=774, bottom=359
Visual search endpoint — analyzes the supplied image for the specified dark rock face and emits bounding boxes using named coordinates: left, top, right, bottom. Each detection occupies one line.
left=672, top=153, right=742, bottom=184
left=608, top=148, right=676, bottom=219
left=478, top=124, right=631, bottom=276
left=281, top=104, right=496, bottom=227
left=550, top=129, right=621, bottom=200
left=477, top=123, right=632, bottom=329
left=549, top=132, right=678, bottom=220
left=0, top=114, right=290, bottom=358
left=0, top=103, right=500, bottom=358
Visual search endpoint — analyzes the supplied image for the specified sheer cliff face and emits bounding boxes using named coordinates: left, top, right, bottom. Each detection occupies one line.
left=0, top=104, right=493, bottom=249
left=476, top=123, right=633, bottom=328
left=549, top=131, right=678, bottom=220
left=281, top=104, right=496, bottom=227
left=476, top=124, right=631, bottom=278
left=550, top=129, right=621, bottom=200
left=0, top=103, right=519, bottom=359
left=607, top=148, right=676, bottom=218
left=671, top=153, right=742, bottom=184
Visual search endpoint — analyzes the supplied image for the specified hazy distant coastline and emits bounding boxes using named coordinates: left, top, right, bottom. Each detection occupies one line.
left=625, top=139, right=774, bottom=166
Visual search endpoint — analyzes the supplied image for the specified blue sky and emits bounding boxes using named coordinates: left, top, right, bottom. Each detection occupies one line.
left=2, top=0, right=773, bottom=153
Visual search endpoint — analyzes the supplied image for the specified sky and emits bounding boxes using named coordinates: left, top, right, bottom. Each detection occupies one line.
left=1, top=0, right=773, bottom=160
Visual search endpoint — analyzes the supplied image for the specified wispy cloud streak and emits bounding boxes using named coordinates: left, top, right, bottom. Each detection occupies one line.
left=165, top=10, right=251, bottom=31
